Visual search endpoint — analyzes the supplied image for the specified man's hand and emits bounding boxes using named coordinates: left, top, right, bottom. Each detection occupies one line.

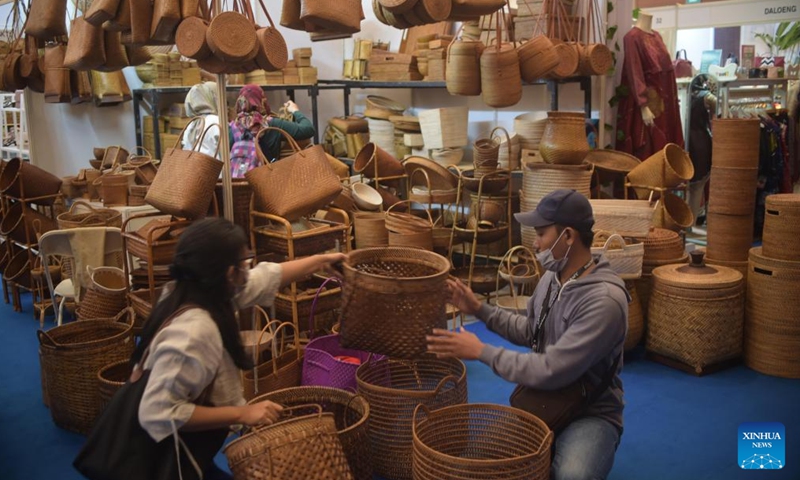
left=426, top=327, right=485, bottom=360
left=447, top=278, right=482, bottom=315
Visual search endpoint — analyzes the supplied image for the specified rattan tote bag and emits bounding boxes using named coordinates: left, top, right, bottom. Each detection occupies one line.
left=145, top=118, right=223, bottom=219
left=245, top=127, right=341, bottom=222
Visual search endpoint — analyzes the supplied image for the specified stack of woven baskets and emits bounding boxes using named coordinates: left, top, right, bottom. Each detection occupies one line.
left=745, top=193, right=800, bottom=379
left=705, top=118, right=761, bottom=279
left=634, top=228, right=689, bottom=321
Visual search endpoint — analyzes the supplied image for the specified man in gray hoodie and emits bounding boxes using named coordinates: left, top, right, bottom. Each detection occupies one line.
left=427, top=189, right=629, bottom=480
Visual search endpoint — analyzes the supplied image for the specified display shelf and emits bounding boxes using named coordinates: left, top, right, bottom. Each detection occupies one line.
left=0, top=93, right=30, bottom=161
left=717, top=77, right=794, bottom=118
left=318, top=76, right=593, bottom=117
left=132, top=84, right=324, bottom=157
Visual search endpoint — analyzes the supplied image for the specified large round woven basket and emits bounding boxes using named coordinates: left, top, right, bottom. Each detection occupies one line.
left=647, top=252, right=744, bottom=373
left=707, top=166, right=758, bottom=216
left=763, top=193, right=800, bottom=261
left=412, top=403, right=553, bottom=480
left=653, top=192, right=694, bottom=232
left=745, top=247, right=800, bottom=378
left=706, top=212, right=753, bottom=262
left=356, top=356, right=468, bottom=480
left=517, top=34, right=559, bottom=82
left=339, top=248, right=450, bottom=358
left=97, top=359, right=132, bottom=412
left=38, top=312, right=134, bottom=434
left=353, top=212, right=389, bottom=249
left=635, top=252, right=690, bottom=321
left=522, top=161, right=592, bottom=203
left=480, top=43, right=522, bottom=108
left=642, top=228, right=685, bottom=263
left=249, top=386, right=372, bottom=480
left=538, top=113, right=590, bottom=165
left=711, top=118, right=760, bottom=169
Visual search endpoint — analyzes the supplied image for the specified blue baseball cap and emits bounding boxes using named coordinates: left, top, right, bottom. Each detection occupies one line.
left=514, top=189, right=595, bottom=230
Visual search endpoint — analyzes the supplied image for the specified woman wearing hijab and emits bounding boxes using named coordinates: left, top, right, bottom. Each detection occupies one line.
left=182, top=82, right=221, bottom=158
left=229, top=84, right=315, bottom=178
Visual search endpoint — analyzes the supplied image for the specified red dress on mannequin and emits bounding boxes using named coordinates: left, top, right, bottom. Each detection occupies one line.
left=616, top=27, right=684, bottom=160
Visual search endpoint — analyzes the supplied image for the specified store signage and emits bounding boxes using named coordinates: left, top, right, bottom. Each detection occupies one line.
left=764, top=5, right=797, bottom=16
left=661, top=0, right=800, bottom=29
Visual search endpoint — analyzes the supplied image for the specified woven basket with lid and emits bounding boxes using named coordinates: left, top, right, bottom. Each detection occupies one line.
left=647, top=251, right=744, bottom=373
left=763, top=193, right=800, bottom=261
left=745, top=247, right=800, bottom=378
left=642, top=228, right=685, bottom=263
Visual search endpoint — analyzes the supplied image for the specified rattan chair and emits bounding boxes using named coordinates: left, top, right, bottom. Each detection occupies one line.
left=38, top=227, right=123, bottom=326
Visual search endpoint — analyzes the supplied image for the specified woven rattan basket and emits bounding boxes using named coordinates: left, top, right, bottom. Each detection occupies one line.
left=249, top=387, right=372, bottom=480
left=274, top=277, right=341, bottom=322
left=538, top=113, right=590, bottom=165
left=635, top=252, right=690, bottom=320
left=708, top=166, right=758, bottom=216
left=446, top=33, right=484, bottom=96
left=57, top=201, right=122, bottom=229
left=339, top=248, right=450, bottom=358
left=744, top=247, right=800, bottom=378
left=706, top=212, right=753, bottom=262
left=357, top=356, right=468, bottom=480
left=97, top=359, right=132, bottom=412
left=412, top=403, right=553, bottom=480
left=38, top=311, right=134, bottom=434
left=242, top=322, right=304, bottom=401
left=252, top=217, right=348, bottom=258
left=584, top=149, right=641, bottom=174
left=647, top=252, right=744, bottom=373
left=627, top=143, right=694, bottom=200
left=711, top=118, right=760, bottom=169
left=591, top=200, right=655, bottom=238
left=523, top=161, right=592, bottom=203
left=763, top=193, right=800, bottom=261
left=642, top=228, right=685, bottom=263
left=353, top=212, right=389, bottom=249
left=653, top=192, right=694, bottom=232
left=224, top=408, right=353, bottom=479
left=591, top=233, right=644, bottom=279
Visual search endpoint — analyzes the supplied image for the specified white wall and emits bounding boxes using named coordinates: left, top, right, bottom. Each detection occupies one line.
left=740, top=23, right=781, bottom=58
left=675, top=27, right=715, bottom=68
left=17, top=0, right=614, bottom=178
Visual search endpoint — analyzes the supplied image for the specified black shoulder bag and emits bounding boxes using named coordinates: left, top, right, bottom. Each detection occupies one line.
left=73, top=306, right=229, bottom=480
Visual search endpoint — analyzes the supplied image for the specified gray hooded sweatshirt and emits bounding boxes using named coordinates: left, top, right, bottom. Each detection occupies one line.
left=477, top=255, right=629, bottom=434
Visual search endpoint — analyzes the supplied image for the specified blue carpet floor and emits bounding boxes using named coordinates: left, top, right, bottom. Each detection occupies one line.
left=1, top=291, right=798, bottom=480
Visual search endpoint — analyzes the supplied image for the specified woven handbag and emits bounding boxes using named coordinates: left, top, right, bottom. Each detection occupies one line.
left=151, top=0, right=181, bottom=44
left=84, top=0, right=121, bottom=26
left=44, top=42, right=71, bottom=104
left=105, top=0, right=132, bottom=31
left=63, top=16, right=106, bottom=71
left=253, top=0, right=288, bottom=72
left=97, top=30, right=129, bottom=72
left=242, top=321, right=304, bottom=401
left=26, top=0, right=68, bottom=39
left=206, top=0, right=258, bottom=63
left=146, top=118, right=223, bottom=219
left=245, top=127, right=341, bottom=222
left=125, top=0, right=154, bottom=46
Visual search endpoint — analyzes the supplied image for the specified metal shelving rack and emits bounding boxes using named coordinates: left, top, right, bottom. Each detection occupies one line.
left=717, top=77, right=795, bottom=118
left=132, top=84, right=330, bottom=156
left=0, top=93, right=30, bottom=162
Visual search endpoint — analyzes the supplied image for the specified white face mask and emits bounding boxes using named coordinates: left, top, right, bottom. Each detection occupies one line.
left=536, top=229, right=571, bottom=273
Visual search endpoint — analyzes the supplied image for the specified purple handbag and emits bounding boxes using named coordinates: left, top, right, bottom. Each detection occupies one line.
left=301, top=277, right=383, bottom=391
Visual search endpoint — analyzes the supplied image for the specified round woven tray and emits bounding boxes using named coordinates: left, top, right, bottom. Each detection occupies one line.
left=585, top=149, right=641, bottom=174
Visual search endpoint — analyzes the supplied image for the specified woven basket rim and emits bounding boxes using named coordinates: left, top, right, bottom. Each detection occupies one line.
left=585, top=149, right=641, bottom=173
left=356, top=356, right=467, bottom=396
left=345, top=247, right=450, bottom=282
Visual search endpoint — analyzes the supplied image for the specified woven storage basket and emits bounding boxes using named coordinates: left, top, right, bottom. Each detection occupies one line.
left=249, top=387, right=372, bottom=480
left=224, top=408, right=353, bottom=479
left=706, top=212, right=753, bottom=262
left=445, top=33, right=484, bottom=96
left=538, top=113, right=590, bottom=165
left=357, top=356, right=468, bottom=480
left=461, top=169, right=510, bottom=195
left=419, top=107, right=469, bottom=150
left=353, top=143, right=404, bottom=179
left=97, top=359, right=132, bottom=412
left=480, top=43, right=522, bottom=108
left=590, top=200, right=655, bottom=238
left=707, top=166, right=758, bottom=216
left=353, top=212, right=389, bottom=249
left=339, top=248, right=450, bottom=358
left=123, top=226, right=180, bottom=265
left=253, top=219, right=346, bottom=258
left=653, top=192, right=694, bottom=232
left=514, top=113, right=546, bottom=151
left=624, top=281, right=643, bottom=351
left=578, top=43, right=612, bottom=75
left=642, top=228, right=685, bottom=263
left=274, top=277, right=341, bottom=322
left=214, top=180, right=252, bottom=238
left=0, top=157, right=62, bottom=203
left=412, top=403, right=553, bottom=480
left=627, top=143, right=694, bottom=199
left=635, top=253, right=690, bottom=320
left=38, top=311, right=134, bottom=434
left=745, top=247, right=800, bottom=378
left=547, top=41, right=579, bottom=79
left=592, top=233, right=644, bottom=279
left=711, top=118, right=760, bottom=169
left=76, top=266, right=128, bottom=320
left=763, top=193, right=800, bottom=261
left=647, top=252, right=745, bottom=373
left=0, top=201, right=57, bottom=245
left=206, top=11, right=258, bottom=63
left=5, top=249, right=34, bottom=289
left=584, top=149, right=641, bottom=174
left=127, top=286, right=163, bottom=321
left=522, top=161, right=592, bottom=203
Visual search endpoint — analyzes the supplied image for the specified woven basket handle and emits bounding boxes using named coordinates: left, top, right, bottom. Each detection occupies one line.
left=602, top=233, right=627, bottom=254
left=490, top=126, right=512, bottom=161
left=411, top=403, right=432, bottom=433
left=246, top=404, right=324, bottom=436
left=174, top=116, right=207, bottom=151
left=128, top=146, right=153, bottom=159
left=409, top=167, right=433, bottom=192
left=254, top=0, right=276, bottom=28
left=431, top=374, right=459, bottom=396
left=67, top=200, right=100, bottom=215
left=308, top=276, right=342, bottom=339
left=250, top=315, right=282, bottom=383
left=385, top=200, right=434, bottom=227
left=37, top=328, right=60, bottom=348
left=269, top=321, right=300, bottom=375
left=342, top=394, right=366, bottom=429
left=195, top=123, right=223, bottom=159
left=255, top=126, right=303, bottom=168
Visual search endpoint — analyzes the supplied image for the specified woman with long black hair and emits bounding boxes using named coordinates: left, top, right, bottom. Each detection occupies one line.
left=132, top=217, right=345, bottom=479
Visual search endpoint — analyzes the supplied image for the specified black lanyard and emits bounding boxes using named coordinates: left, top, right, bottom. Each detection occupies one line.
left=532, top=258, right=595, bottom=353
